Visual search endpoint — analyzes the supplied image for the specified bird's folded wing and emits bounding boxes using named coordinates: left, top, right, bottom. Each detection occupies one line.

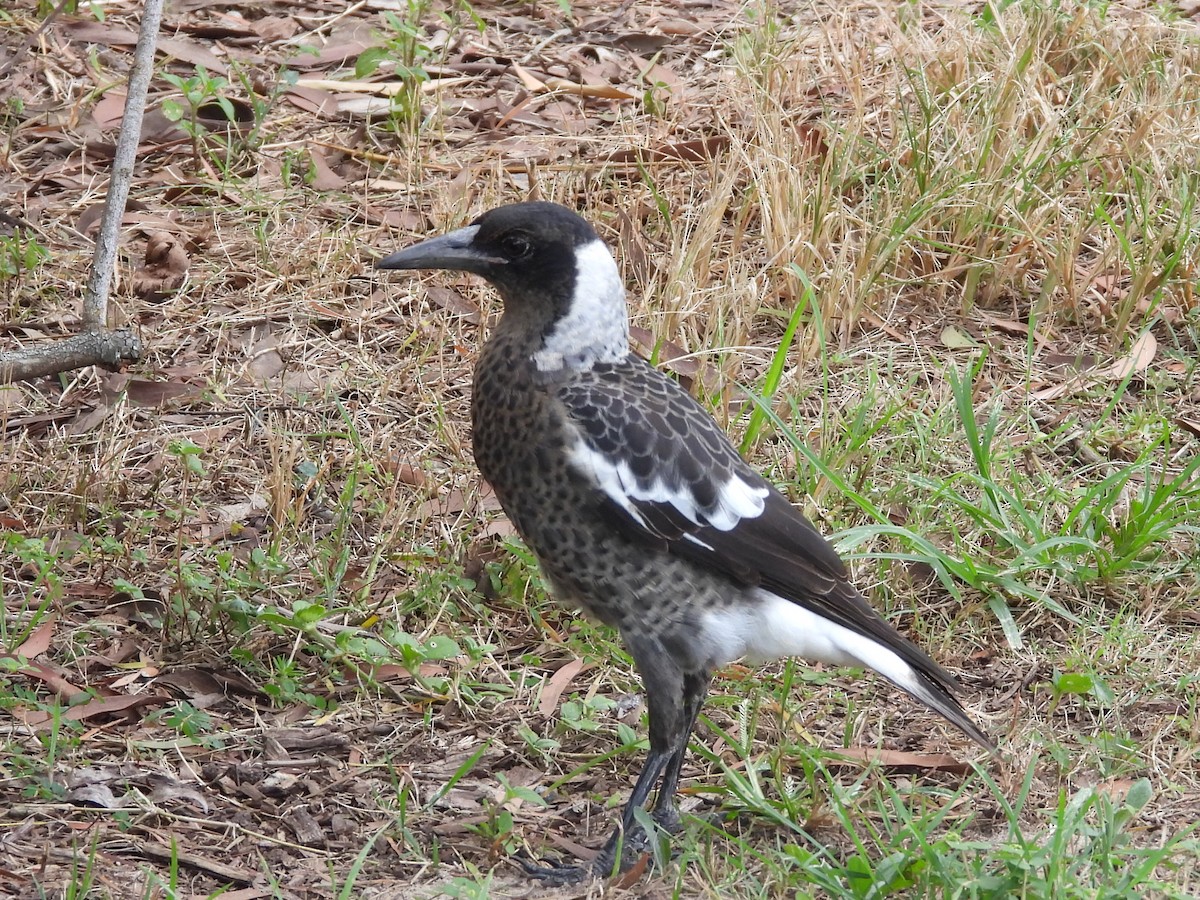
left=556, top=361, right=968, bottom=689
left=559, top=361, right=890, bottom=611
left=556, top=359, right=972, bottom=695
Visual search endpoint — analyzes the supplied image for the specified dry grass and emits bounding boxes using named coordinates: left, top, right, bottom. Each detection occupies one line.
left=2, top=0, right=1200, bottom=897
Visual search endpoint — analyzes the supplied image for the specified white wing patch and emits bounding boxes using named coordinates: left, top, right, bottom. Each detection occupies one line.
left=533, top=239, right=629, bottom=372
left=567, top=438, right=768, bottom=533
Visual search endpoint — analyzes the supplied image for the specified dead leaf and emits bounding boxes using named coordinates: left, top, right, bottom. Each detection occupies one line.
left=147, top=774, right=211, bottom=812
left=940, top=325, right=979, bottom=350
left=1032, top=332, right=1157, bottom=401
left=67, top=404, right=114, bottom=435
left=282, top=86, right=341, bottom=118
left=545, top=78, right=635, bottom=100
left=613, top=852, right=651, bottom=889
left=825, top=747, right=970, bottom=774
left=603, top=136, right=730, bottom=164
left=978, top=311, right=1051, bottom=346
left=1, top=657, right=83, bottom=696
left=1175, top=417, right=1200, bottom=438
left=793, top=121, right=828, bottom=159
left=15, top=617, right=56, bottom=658
left=245, top=332, right=284, bottom=382
left=629, top=326, right=701, bottom=386
left=373, top=662, right=449, bottom=681
left=305, top=145, right=348, bottom=191
left=67, top=781, right=120, bottom=809
left=122, top=378, right=205, bottom=408
left=61, top=692, right=169, bottom=723
left=537, top=658, right=587, bottom=717
left=131, top=231, right=189, bottom=301
left=424, top=286, right=482, bottom=324
left=390, top=463, right=429, bottom=488
left=511, top=62, right=547, bottom=92
left=292, top=76, right=474, bottom=97
left=1094, top=777, right=1137, bottom=799
left=61, top=20, right=228, bottom=72
left=1107, top=331, right=1156, bottom=380
left=91, top=90, right=128, bottom=129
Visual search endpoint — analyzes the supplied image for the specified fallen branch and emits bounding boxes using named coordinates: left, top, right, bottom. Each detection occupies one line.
left=0, top=0, right=166, bottom=383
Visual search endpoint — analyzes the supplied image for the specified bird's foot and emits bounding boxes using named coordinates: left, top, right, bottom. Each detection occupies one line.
left=515, top=823, right=656, bottom=884
left=650, top=802, right=685, bottom=836
left=515, top=851, right=596, bottom=886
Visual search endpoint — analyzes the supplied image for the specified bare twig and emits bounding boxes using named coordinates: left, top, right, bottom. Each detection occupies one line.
left=0, top=0, right=165, bottom=383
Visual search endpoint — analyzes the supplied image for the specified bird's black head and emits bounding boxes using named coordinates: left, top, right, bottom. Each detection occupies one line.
left=377, top=201, right=598, bottom=303
left=377, top=201, right=630, bottom=370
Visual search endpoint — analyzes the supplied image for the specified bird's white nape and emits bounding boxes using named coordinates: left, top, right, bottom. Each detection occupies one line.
left=532, top=239, right=629, bottom=372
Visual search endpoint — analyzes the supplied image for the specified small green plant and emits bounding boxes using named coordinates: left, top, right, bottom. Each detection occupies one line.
left=2, top=533, right=66, bottom=649
left=1045, top=669, right=1115, bottom=715
left=468, top=772, right=548, bottom=856
left=159, top=63, right=272, bottom=172
left=559, top=693, right=618, bottom=733
left=161, top=67, right=237, bottom=140
left=355, top=3, right=433, bottom=127
left=0, top=230, right=50, bottom=309
left=146, top=701, right=218, bottom=743
left=262, top=656, right=332, bottom=712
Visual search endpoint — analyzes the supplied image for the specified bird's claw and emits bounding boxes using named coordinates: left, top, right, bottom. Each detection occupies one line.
left=515, top=850, right=596, bottom=885
left=514, top=823, right=655, bottom=884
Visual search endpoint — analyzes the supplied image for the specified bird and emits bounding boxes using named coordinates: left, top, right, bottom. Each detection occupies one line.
left=377, top=200, right=994, bottom=882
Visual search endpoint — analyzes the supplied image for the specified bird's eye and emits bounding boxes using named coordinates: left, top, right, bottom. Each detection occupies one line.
left=501, top=234, right=532, bottom=260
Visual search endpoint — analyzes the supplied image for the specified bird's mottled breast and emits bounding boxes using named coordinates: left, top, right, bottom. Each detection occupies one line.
left=470, top=333, right=575, bottom=516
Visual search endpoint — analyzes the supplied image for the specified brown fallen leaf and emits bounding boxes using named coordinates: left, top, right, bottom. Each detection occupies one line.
left=281, top=86, right=341, bottom=118
left=602, top=135, right=730, bottom=164
left=1107, top=331, right=1156, bottom=380
left=419, top=484, right=503, bottom=518
left=424, top=285, right=482, bottom=324
left=91, top=90, right=128, bottom=129
left=1, top=656, right=83, bottom=696
left=1175, top=417, right=1200, bottom=438
left=511, top=61, right=547, bottom=92
left=389, top=462, right=429, bottom=488
left=510, top=62, right=636, bottom=100
left=245, top=331, right=284, bottom=382
left=61, top=21, right=228, bottom=72
left=15, top=617, right=56, bottom=658
left=613, top=852, right=651, bottom=889
left=537, top=657, right=588, bottom=718
left=60, top=692, right=169, bottom=723
left=629, top=326, right=701, bottom=388
left=794, top=121, right=828, bottom=159
left=131, top=231, right=189, bottom=301
left=305, top=145, right=348, bottom=191
left=545, top=78, right=636, bottom=100
left=1093, top=777, right=1137, bottom=799
left=824, top=747, right=970, bottom=774
left=978, top=311, right=1052, bottom=347
left=372, top=662, right=449, bottom=681
left=67, top=781, right=120, bottom=809
left=122, top=378, right=205, bottom=408
left=1032, top=332, right=1157, bottom=401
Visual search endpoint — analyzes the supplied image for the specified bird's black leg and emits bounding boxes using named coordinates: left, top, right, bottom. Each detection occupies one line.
left=519, top=633, right=688, bottom=884
left=650, top=670, right=709, bottom=834
left=588, top=633, right=691, bottom=876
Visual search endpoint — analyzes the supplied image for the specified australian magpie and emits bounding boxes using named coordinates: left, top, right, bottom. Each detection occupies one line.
left=377, top=201, right=993, bottom=882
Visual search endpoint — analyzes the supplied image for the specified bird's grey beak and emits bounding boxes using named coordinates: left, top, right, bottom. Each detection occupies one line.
left=375, top=224, right=503, bottom=273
